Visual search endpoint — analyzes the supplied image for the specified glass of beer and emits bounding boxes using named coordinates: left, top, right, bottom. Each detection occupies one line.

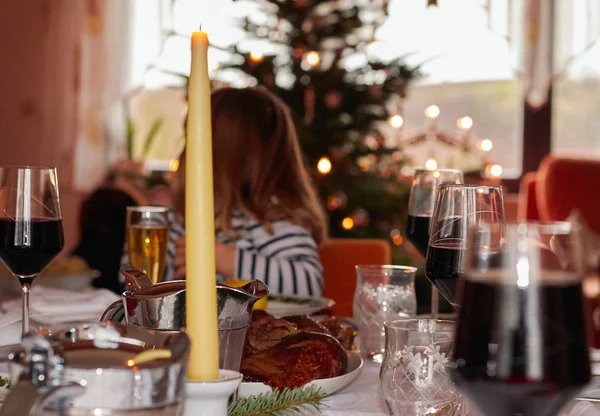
left=126, top=206, right=169, bottom=284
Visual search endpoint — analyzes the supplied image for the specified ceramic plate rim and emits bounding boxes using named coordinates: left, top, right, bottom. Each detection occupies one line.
left=265, top=294, right=335, bottom=316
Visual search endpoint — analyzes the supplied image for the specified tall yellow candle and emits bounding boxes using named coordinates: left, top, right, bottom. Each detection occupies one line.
left=185, top=29, right=219, bottom=381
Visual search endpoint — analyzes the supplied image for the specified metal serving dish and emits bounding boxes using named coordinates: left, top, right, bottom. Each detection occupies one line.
left=1, top=323, right=189, bottom=416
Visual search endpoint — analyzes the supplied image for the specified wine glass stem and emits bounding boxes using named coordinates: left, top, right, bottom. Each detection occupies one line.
left=21, top=282, right=31, bottom=336
left=431, top=286, right=439, bottom=319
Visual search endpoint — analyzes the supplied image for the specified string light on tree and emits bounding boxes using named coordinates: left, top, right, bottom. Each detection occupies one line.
left=341, top=217, right=354, bottom=230
left=425, top=157, right=438, bottom=171
left=327, top=191, right=347, bottom=211
left=478, top=138, right=494, bottom=152
left=392, top=151, right=403, bottom=161
left=352, top=209, right=370, bottom=226
left=317, top=156, right=332, bottom=174
left=425, top=105, right=440, bottom=119
left=457, top=116, right=473, bottom=130
left=305, top=51, right=321, bottom=67
left=249, top=51, right=264, bottom=62
left=327, top=194, right=343, bottom=210
left=389, top=114, right=404, bottom=129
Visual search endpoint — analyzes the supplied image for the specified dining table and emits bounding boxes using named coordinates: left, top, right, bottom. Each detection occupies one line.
left=321, top=360, right=600, bottom=416
left=2, top=278, right=600, bottom=416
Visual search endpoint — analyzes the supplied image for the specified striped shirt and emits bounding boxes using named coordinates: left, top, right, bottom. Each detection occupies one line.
left=126, top=210, right=324, bottom=296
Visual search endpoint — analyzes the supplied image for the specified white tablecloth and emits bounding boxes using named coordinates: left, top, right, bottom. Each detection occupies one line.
left=321, top=361, right=600, bottom=416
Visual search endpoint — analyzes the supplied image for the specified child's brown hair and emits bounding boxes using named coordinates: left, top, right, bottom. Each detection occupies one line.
left=174, top=87, right=326, bottom=244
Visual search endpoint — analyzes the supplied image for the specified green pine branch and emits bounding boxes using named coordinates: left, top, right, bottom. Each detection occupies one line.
left=228, top=386, right=326, bottom=416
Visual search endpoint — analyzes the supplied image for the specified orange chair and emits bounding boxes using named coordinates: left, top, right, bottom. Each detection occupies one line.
left=536, top=155, right=600, bottom=347
left=517, top=171, right=540, bottom=221
left=536, top=155, right=600, bottom=233
left=320, top=239, right=391, bottom=317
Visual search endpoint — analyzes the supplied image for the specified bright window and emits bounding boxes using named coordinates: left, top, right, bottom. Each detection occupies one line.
left=552, top=41, right=600, bottom=157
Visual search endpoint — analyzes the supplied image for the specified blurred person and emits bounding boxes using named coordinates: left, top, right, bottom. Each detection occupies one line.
left=72, top=187, right=140, bottom=294
left=157, top=87, right=327, bottom=295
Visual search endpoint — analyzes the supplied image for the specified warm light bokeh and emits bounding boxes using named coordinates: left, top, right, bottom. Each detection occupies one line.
left=457, top=116, right=473, bottom=129
left=317, top=156, right=332, bottom=174
left=480, top=138, right=493, bottom=152
left=425, top=157, right=438, bottom=171
left=389, top=114, right=404, bottom=128
left=489, top=164, right=503, bottom=177
left=342, top=217, right=354, bottom=230
left=249, top=51, right=264, bottom=62
left=425, top=105, right=440, bottom=118
left=305, top=51, right=321, bottom=67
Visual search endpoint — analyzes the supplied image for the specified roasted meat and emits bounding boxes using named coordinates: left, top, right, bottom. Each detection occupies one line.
left=243, top=310, right=298, bottom=357
left=318, top=316, right=356, bottom=350
left=282, top=315, right=329, bottom=335
left=241, top=331, right=348, bottom=389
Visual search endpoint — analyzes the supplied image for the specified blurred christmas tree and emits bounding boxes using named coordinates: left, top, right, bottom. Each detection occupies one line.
left=221, top=0, right=421, bottom=263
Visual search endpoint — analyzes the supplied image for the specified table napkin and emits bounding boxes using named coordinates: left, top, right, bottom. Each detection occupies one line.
left=0, top=287, right=119, bottom=346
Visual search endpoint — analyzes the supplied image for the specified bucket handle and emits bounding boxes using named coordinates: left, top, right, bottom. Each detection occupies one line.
left=100, top=300, right=125, bottom=323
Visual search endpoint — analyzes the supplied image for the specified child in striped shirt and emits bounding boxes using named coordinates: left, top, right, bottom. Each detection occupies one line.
left=164, top=87, right=327, bottom=296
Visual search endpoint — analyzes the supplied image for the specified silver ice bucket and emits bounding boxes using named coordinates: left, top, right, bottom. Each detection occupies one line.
left=101, top=264, right=269, bottom=372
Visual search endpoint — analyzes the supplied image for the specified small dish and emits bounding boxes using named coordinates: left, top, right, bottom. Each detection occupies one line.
left=238, top=350, right=363, bottom=398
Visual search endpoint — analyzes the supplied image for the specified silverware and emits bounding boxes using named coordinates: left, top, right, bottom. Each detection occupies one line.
left=574, top=397, right=600, bottom=402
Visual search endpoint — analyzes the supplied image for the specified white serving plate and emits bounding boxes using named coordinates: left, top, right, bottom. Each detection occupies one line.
left=265, top=294, right=335, bottom=318
left=238, top=350, right=363, bottom=398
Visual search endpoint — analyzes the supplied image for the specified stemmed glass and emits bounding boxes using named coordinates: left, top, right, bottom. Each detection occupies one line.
left=0, top=166, right=64, bottom=335
left=425, top=184, right=504, bottom=308
left=406, top=168, right=463, bottom=317
left=451, top=222, right=591, bottom=416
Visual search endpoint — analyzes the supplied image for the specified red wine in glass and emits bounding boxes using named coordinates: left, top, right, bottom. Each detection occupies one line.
left=405, top=215, right=431, bottom=257
left=426, top=185, right=505, bottom=308
left=0, top=165, right=64, bottom=336
left=425, top=241, right=464, bottom=308
left=407, top=170, right=464, bottom=318
left=0, top=218, right=64, bottom=284
left=451, top=276, right=590, bottom=416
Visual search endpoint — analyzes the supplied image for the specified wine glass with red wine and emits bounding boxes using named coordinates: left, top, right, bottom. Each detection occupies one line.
left=406, top=168, right=463, bottom=317
left=451, top=222, right=591, bottom=416
left=0, top=166, right=64, bottom=336
left=425, top=184, right=504, bottom=308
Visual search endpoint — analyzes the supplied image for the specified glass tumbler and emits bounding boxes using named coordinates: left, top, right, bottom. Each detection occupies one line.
left=353, top=265, right=417, bottom=363
left=380, top=319, right=466, bottom=416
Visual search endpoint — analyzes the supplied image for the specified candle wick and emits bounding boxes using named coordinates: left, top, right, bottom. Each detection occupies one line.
left=199, top=23, right=202, bottom=31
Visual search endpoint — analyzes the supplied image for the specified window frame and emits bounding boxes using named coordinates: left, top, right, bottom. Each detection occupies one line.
left=502, top=87, right=552, bottom=193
